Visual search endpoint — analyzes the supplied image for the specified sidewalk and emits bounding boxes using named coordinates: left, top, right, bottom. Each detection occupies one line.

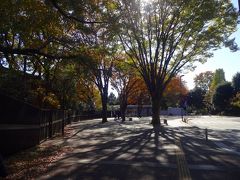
left=38, top=118, right=181, bottom=179
left=169, top=118, right=240, bottom=179
left=6, top=117, right=240, bottom=179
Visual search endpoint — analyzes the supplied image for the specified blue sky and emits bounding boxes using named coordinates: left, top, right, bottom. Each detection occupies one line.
left=183, top=0, right=240, bottom=89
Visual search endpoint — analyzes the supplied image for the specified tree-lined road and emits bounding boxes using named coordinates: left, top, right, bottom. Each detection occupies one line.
left=37, top=116, right=240, bottom=179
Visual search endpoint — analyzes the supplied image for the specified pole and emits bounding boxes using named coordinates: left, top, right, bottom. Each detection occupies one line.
left=181, top=108, right=183, bottom=121
left=180, top=75, right=184, bottom=122
left=205, top=128, right=208, bottom=141
left=62, top=110, right=65, bottom=136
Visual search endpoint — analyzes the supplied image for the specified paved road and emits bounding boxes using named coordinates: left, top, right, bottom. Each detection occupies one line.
left=186, top=116, right=240, bottom=155
left=38, top=116, right=240, bottom=180
left=187, top=116, right=240, bottom=130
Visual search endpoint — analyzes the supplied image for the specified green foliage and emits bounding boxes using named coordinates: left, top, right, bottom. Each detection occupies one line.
left=52, top=62, right=80, bottom=109
left=212, top=82, right=234, bottom=112
left=232, top=72, right=240, bottom=92
left=0, top=0, right=238, bottom=118
left=30, top=87, right=60, bottom=109
left=108, top=92, right=118, bottom=105
left=187, top=88, right=206, bottom=112
left=76, top=75, right=102, bottom=112
left=231, top=92, right=240, bottom=108
left=207, top=69, right=227, bottom=107
left=194, top=71, right=214, bottom=92
left=0, top=0, right=68, bottom=57
left=210, top=69, right=226, bottom=90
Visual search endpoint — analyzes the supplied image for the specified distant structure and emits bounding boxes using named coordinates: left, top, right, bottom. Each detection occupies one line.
left=125, top=105, right=186, bottom=117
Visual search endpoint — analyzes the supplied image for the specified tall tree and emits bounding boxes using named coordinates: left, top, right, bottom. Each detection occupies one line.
left=204, top=69, right=226, bottom=109
left=117, top=0, right=237, bottom=126
left=84, top=26, right=118, bottom=123
left=187, top=88, right=206, bottom=113
left=212, top=82, right=234, bottom=112
left=111, top=60, right=138, bottom=122
left=210, top=69, right=226, bottom=90
left=232, top=72, right=240, bottom=93
left=163, top=76, right=188, bottom=108
left=48, top=0, right=120, bottom=123
left=76, top=77, right=101, bottom=112
left=194, top=71, right=214, bottom=92
left=86, top=52, right=114, bottom=123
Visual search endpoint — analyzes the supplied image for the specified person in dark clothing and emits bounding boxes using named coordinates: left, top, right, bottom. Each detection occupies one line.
left=117, top=111, right=120, bottom=119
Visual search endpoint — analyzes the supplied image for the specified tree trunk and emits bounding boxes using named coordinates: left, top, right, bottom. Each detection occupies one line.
left=151, top=96, right=161, bottom=127
left=101, top=94, right=108, bottom=123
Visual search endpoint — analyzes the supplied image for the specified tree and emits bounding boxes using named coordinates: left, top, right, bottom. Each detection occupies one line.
left=45, top=0, right=120, bottom=122
left=231, top=92, right=240, bottom=115
left=52, top=61, right=80, bottom=109
left=187, top=88, right=206, bottom=113
left=117, top=0, right=237, bottom=126
left=163, top=76, right=188, bottom=108
left=127, top=77, right=150, bottom=105
left=206, top=68, right=226, bottom=106
left=111, top=59, right=139, bottom=122
left=84, top=41, right=117, bottom=123
left=84, top=56, right=113, bottom=123
left=232, top=72, right=240, bottom=93
left=210, top=69, right=226, bottom=90
left=212, top=82, right=234, bottom=112
left=0, top=0, right=82, bottom=61
left=76, top=78, right=101, bottom=112
left=46, top=0, right=116, bottom=24
left=108, top=92, right=118, bottom=106
left=194, top=71, right=214, bottom=92
left=0, top=0, right=93, bottom=110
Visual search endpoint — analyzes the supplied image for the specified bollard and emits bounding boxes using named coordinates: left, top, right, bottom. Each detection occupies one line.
left=205, top=128, right=208, bottom=141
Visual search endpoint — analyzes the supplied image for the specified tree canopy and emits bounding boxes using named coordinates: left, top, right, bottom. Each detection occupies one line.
left=232, top=72, right=240, bottom=92
left=212, top=82, right=234, bottom=112
left=194, top=71, right=214, bottom=92
left=117, top=0, right=238, bottom=125
left=0, top=0, right=239, bottom=124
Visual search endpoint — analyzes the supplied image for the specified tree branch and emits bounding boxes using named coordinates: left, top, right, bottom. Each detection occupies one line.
left=48, top=0, right=106, bottom=24
left=0, top=45, right=84, bottom=60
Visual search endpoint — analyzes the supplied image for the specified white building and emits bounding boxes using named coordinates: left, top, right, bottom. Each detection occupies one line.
left=125, top=105, right=186, bottom=117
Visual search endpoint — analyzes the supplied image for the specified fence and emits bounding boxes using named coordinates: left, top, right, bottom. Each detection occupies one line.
left=0, top=93, right=75, bottom=156
left=0, top=109, right=74, bottom=156
left=39, top=110, right=68, bottom=142
left=0, top=93, right=113, bottom=156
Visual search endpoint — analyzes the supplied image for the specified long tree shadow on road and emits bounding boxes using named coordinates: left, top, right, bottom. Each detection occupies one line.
left=41, top=120, right=178, bottom=179
left=40, top=119, right=240, bottom=179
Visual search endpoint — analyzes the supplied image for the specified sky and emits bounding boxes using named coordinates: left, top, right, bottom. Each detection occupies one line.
left=183, top=0, right=240, bottom=89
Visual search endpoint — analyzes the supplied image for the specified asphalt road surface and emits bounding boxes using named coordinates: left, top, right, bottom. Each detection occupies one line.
left=38, top=116, right=240, bottom=180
